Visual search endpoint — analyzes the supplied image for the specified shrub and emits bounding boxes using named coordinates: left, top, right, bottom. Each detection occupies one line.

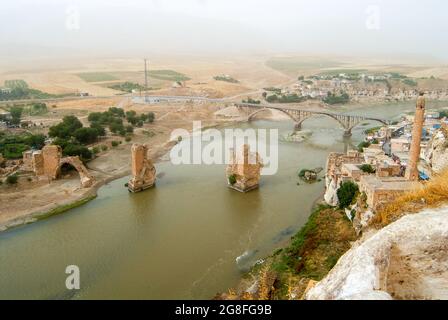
left=100, top=145, right=108, bottom=151
left=337, top=181, right=359, bottom=209
left=63, top=144, right=92, bottom=161
left=92, top=146, right=100, bottom=154
left=125, top=136, right=132, bottom=142
left=228, top=174, right=237, bottom=185
left=111, top=141, right=119, bottom=147
left=357, top=141, right=371, bottom=152
left=125, top=125, right=134, bottom=133
left=6, top=174, right=18, bottom=185
left=360, top=164, right=376, bottom=174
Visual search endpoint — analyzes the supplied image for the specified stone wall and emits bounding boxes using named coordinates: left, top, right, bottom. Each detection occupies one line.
left=226, top=144, right=263, bottom=193
left=26, top=145, right=94, bottom=188
left=128, top=143, right=156, bottom=192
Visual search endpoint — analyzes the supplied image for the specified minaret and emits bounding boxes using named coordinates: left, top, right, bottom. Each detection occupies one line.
left=405, top=94, right=426, bottom=181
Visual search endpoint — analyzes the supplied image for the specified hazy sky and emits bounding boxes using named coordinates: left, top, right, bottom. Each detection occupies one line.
left=1, top=0, right=448, bottom=60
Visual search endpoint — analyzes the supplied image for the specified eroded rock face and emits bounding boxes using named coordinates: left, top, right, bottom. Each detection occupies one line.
left=424, top=127, right=448, bottom=174
left=306, top=207, right=448, bottom=300
left=324, top=175, right=340, bottom=207
left=128, top=143, right=156, bottom=193
left=226, top=144, right=263, bottom=193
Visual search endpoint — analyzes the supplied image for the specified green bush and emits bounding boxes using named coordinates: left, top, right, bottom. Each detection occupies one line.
left=92, top=146, right=100, bottom=154
left=125, top=136, right=132, bottom=142
left=228, top=174, right=237, bottom=185
left=100, top=145, right=108, bottom=151
left=6, top=174, right=18, bottom=185
left=2, top=143, right=29, bottom=159
left=111, top=141, right=119, bottom=147
left=337, top=181, right=359, bottom=209
left=360, top=164, right=375, bottom=174
left=63, top=144, right=92, bottom=161
left=357, top=141, right=371, bottom=152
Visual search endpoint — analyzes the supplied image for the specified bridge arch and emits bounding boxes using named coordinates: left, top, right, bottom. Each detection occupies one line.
left=294, top=112, right=347, bottom=131
left=247, top=107, right=297, bottom=122
left=345, top=118, right=390, bottom=136
left=56, top=156, right=94, bottom=188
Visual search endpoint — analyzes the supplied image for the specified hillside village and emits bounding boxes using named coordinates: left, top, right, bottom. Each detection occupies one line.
left=266, top=72, right=448, bottom=104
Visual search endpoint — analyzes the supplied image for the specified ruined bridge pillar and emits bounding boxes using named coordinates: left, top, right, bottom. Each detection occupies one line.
left=128, top=143, right=156, bottom=193
left=226, top=144, right=263, bottom=193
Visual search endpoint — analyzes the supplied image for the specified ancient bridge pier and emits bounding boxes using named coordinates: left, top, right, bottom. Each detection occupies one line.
left=234, top=103, right=389, bottom=137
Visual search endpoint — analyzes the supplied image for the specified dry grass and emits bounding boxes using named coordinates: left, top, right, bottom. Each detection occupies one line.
left=376, top=169, right=448, bottom=226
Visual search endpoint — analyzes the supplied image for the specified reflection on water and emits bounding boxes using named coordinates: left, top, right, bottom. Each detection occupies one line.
left=0, top=102, right=428, bottom=299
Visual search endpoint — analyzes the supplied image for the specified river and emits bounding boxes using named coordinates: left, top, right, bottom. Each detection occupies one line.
left=0, top=100, right=445, bottom=299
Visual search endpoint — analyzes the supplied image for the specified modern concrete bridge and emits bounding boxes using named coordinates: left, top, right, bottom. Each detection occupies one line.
left=234, top=103, right=390, bottom=137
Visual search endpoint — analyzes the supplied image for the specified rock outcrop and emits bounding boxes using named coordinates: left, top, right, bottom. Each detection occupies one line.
left=306, top=207, right=448, bottom=300
left=424, top=126, right=448, bottom=174
left=226, top=144, right=263, bottom=193
left=128, top=143, right=156, bottom=193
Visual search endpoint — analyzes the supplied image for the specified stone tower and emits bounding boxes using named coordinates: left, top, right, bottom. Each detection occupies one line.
left=405, top=94, right=426, bottom=181
left=226, top=144, right=263, bottom=192
left=128, top=143, right=156, bottom=192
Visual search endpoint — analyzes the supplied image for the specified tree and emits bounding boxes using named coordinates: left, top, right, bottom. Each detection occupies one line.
left=25, top=134, right=45, bottom=149
left=109, top=123, right=124, bottom=134
left=147, top=112, right=155, bottom=123
left=49, top=116, right=83, bottom=139
left=90, top=123, right=106, bottom=136
left=337, top=181, right=359, bottom=209
left=9, top=106, right=23, bottom=125
left=63, top=144, right=92, bottom=161
left=73, top=127, right=99, bottom=144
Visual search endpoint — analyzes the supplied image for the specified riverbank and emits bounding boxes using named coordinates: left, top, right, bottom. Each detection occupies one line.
left=0, top=114, right=246, bottom=233
left=216, top=203, right=358, bottom=300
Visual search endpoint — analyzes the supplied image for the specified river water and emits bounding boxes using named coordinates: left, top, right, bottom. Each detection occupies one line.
left=0, top=101, right=444, bottom=299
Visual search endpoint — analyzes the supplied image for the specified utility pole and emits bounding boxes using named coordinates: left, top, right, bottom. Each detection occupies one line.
left=144, top=59, right=148, bottom=90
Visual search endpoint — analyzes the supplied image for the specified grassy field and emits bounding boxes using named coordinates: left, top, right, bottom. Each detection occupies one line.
left=318, top=69, right=368, bottom=76
left=148, top=70, right=191, bottom=82
left=77, top=72, right=119, bottom=83
left=4, top=79, right=29, bottom=89
left=266, top=57, right=344, bottom=75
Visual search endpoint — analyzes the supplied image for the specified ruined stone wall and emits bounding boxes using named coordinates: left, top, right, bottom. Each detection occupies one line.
left=22, top=151, right=34, bottom=171
left=28, top=145, right=94, bottom=188
left=128, top=144, right=156, bottom=192
left=42, top=145, right=62, bottom=179
left=226, top=144, right=263, bottom=193
left=32, top=151, right=44, bottom=176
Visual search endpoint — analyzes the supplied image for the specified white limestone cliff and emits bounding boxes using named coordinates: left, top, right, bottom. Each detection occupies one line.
left=324, top=175, right=339, bottom=207
left=424, top=128, right=448, bottom=174
left=306, top=207, right=448, bottom=300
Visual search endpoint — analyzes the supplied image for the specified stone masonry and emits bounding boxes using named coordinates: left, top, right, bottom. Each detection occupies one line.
left=405, top=94, right=426, bottom=181
left=226, top=144, right=263, bottom=193
left=23, top=145, right=94, bottom=188
left=128, top=143, right=156, bottom=193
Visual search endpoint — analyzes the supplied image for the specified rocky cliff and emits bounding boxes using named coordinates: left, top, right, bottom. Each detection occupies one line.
left=305, top=207, right=448, bottom=300
left=424, top=127, right=448, bottom=174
